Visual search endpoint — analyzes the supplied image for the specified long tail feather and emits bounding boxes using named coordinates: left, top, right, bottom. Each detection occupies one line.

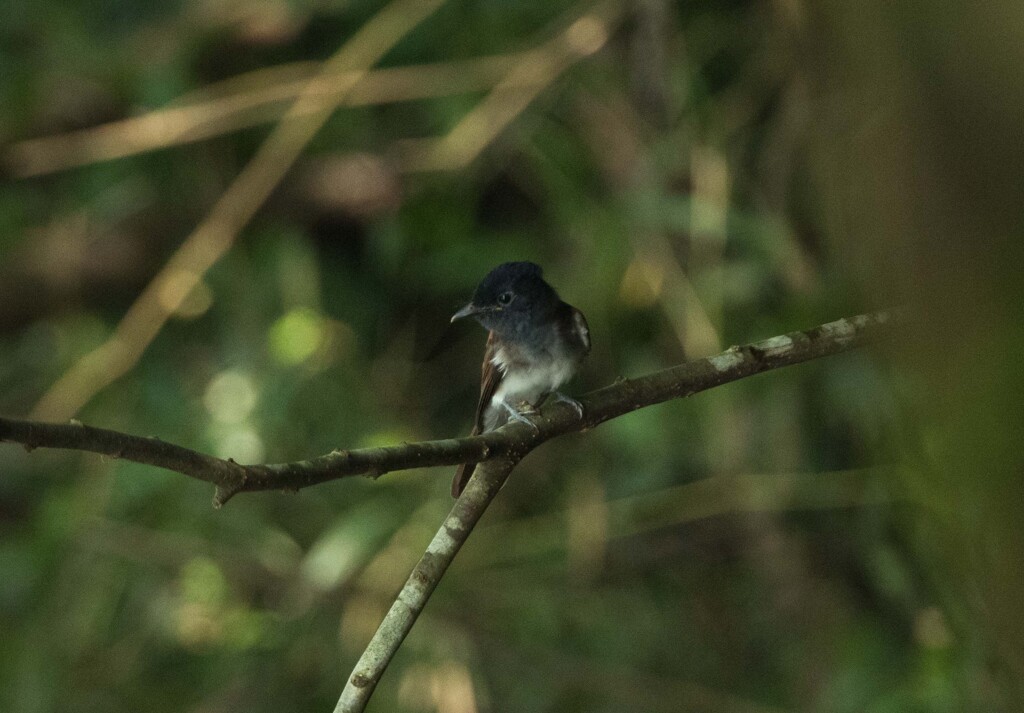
left=451, top=461, right=475, bottom=498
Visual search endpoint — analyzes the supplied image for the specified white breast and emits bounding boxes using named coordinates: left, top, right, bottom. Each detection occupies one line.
left=492, top=358, right=574, bottom=406
left=486, top=346, right=577, bottom=429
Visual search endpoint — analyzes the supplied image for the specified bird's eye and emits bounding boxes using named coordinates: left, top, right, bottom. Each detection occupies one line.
left=497, top=291, right=513, bottom=305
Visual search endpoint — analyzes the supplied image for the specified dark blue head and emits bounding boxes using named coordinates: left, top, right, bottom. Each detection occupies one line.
left=451, top=261, right=561, bottom=334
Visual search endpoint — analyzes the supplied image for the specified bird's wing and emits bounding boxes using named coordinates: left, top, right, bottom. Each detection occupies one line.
left=452, top=330, right=504, bottom=497
left=473, top=330, right=503, bottom=432
left=571, top=306, right=591, bottom=354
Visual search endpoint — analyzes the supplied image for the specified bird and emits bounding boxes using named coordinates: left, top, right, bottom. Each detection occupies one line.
left=449, top=261, right=590, bottom=497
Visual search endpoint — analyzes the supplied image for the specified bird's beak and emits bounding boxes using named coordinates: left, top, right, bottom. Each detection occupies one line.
left=450, top=303, right=481, bottom=323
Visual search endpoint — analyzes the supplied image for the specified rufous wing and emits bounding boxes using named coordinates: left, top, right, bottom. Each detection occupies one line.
left=452, top=331, right=504, bottom=497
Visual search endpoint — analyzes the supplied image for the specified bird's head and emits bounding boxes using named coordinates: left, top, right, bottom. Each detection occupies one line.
left=450, top=261, right=558, bottom=334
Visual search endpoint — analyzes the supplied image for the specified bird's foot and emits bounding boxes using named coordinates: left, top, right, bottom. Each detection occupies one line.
left=501, top=399, right=541, bottom=435
left=550, top=391, right=584, bottom=420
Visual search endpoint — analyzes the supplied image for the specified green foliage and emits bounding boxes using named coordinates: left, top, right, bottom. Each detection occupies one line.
left=1, top=0, right=1021, bottom=711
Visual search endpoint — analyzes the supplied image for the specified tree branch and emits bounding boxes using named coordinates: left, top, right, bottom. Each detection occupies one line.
left=334, top=455, right=520, bottom=713
left=0, top=311, right=894, bottom=508
left=329, top=311, right=895, bottom=712
left=0, top=311, right=896, bottom=712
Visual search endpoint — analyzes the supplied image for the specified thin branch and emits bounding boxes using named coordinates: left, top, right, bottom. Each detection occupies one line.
left=394, top=0, right=626, bottom=173
left=0, top=310, right=896, bottom=712
left=28, top=0, right=448, bottom=423
left=334, top=456, right=520, bottom=713
left=0, top=312, right=894, bottom=508
left=5, top=1, right=624, bottom=182
left=3, top=53, right=540, bottom=178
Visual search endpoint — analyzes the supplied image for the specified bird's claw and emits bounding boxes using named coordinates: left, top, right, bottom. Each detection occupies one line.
left=501, top=400, right=541, bottom=434
left=551, top=391, right=584, bottom=420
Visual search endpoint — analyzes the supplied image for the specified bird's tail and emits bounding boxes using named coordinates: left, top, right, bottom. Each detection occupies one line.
left=451, top=461, right=475, bottom=498
left=451, top=425, right=480, bottom=497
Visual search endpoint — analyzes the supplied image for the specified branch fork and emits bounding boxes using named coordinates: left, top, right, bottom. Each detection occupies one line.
left=0, top=311, right=895, bottom=712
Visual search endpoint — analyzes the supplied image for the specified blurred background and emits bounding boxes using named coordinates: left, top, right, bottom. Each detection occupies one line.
left=1, top=0, right=1022, bottom=711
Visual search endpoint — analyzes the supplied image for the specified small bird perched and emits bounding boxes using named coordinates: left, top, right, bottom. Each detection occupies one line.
left=449, top=261, right=590, bottom=497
